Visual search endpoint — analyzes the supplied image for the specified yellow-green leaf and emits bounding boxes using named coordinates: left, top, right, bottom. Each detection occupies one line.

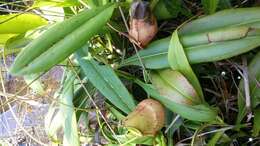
left=32, top=0, right=80, bottom=7
left=0, top=14, right=47, bottom=34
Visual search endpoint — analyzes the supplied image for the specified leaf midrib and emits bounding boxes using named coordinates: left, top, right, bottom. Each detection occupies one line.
left=88, top=60, right=133, bottom=112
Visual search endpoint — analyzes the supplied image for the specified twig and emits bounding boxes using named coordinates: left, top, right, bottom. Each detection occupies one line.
left=177, top=126, right=235, bottom=144
left=242, top=56, right=252, bottom=122
left=165, top=115, right=180, bottom=133
left=106, top=23, right=143, bottom=49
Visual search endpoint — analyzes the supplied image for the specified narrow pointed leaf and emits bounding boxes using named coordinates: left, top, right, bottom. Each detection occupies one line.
left=168, top=30, right=203, bottom=99
left=73, top=83, right=94, bottom=121
left=61, top=73, right=79, bottom=146
left=10, top=4, right=116, bottom=75
left=151, top=70, right=200, bottom=104
left=122, top=8, right=260, bottom=69
left=135, top=80, right=217, bottom=122
left=45, top=72, right=79, bottom=145
left=122, top=36, right=260, bottom=69
left=45, top=105, right=63, bottom=142
left=75, top=49, right=136, bottom=114
left=180, top=26, right=254, bottom=47
left=179, top=7, right=260, bottom=35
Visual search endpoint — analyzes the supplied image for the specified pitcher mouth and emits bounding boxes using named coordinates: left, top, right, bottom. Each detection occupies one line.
left=130, top=0, right=153, bottom=22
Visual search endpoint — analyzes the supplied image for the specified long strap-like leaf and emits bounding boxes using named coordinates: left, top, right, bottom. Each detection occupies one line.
left=122, top=8, right=260, bottom=69
left=75, top=49, right=136, bottom=114
left=122, top=35, right=260, bottom=69
left=168, top=30, right=204, bottom=99
left=10, top=3, right=116, bottom=75
left=136, top=80, right=217, bottom=122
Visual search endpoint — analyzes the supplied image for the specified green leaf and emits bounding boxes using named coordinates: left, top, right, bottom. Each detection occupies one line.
left=168, top=30, right=204, bottom=99
left=10, top=3, right=116, bottom=75
left=202, top=0, right=219, bottom=14
left=75, top=49, right=136, bottom=114
left=151, top=70, right=201, bottom=104
left=165, top=111, right=181, bottom=146
left=73, top=83, right=94, bottom=121
left=32, top=0, right=80, bottom=7
left=2, top=28, right=44, bottom=58
left=45, top=72, right=80, bottom=145
left=135, top=80, right=217, bottom=122
left=246, top=52, right=260, bottom=108
left=154, top=0, right=181, bottom=20
left=0, top=14, right=47, bottom=34
left=108, top=103, right=126, bottom=120
left=5, top=34, right=32, bottom=50
left=123, top=8, right=260, bottom=69
left=0, top=34, right=22, bottom=58
left=1, top=34, right=32, bottom=58
left=45, top=71, right=79, bottom=145
left=237, top=51, right=260, bottom=124
left=73, top=70, right=97, bottom=121
left=45, top=102, right=63, bottom=143
left=0, top=34, right=17, bottom=45
left=253, top=108, right=260, bottom=137
left=179, top=7, right=260, bottom=36
left=60, top=72, right=79, bottom=146
left=122, top=36, right=260, bottom=69
left=207, top=131, right=224, bottom=146
left=218, top=0, right=231, bottom=9
left=181, top=26, right=253, bottom=48
left=105, top=127, right=154, bottom=145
